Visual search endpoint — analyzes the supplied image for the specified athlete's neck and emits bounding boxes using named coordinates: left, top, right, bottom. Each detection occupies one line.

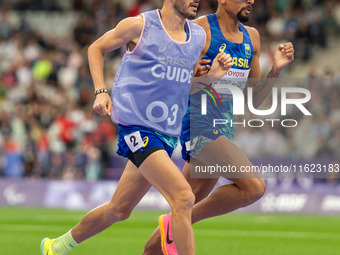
left=159, top=8, right=188, bottom=42
left=216, top=8, right=240, bottom=35
left=159, top=8, right=186, bottom=33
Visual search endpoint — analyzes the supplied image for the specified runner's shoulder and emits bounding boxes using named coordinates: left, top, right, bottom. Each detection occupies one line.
left=193, top=16, right=210, bottom=31
left=244, top=25, right=260, bottom=41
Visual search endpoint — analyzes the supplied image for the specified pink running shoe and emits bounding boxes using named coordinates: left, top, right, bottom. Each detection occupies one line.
left=158, top=213, right=178, bottom=255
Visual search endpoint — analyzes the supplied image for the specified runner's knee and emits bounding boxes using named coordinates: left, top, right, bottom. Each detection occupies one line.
left=171, top=188, right=195, bottom=212
left=107, top=202, right=133, bottom=222
left=243, top=178, right=266, bottom=205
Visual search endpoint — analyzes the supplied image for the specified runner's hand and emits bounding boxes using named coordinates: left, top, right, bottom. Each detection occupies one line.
left=93, top=93, right=112, bottom=116
left=195, top=59, right=211, bottom=77
left=208, top=52, right=232, bottom=79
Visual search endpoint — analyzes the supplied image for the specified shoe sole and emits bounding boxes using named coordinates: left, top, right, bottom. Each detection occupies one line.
left=158, top=215, right=168, bottom=255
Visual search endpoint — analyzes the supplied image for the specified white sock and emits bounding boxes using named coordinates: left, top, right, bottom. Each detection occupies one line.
left=52, top=230, right=79, bottom=255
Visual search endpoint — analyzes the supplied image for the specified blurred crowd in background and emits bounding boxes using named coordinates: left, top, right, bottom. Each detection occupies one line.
left=0, top=0, right=339, bottom=180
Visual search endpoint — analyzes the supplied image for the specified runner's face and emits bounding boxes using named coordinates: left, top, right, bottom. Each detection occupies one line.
left=174, top=0, right=200, bottom=20
left=232, top=0, right=254, bottom=23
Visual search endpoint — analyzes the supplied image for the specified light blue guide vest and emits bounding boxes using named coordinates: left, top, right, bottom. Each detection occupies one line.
left=111, top=10, right=205, bottom=136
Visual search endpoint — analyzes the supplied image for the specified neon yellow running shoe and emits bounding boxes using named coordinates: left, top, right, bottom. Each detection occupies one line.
left=40, top=238, right=56, bottom=255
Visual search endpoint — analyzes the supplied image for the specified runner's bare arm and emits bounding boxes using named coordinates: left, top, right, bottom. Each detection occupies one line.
left=247, top=27, right=294, bottom=108
left=88, top=16, right=144, bottom=116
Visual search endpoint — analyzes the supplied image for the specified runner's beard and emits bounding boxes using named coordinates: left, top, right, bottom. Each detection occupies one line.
left=237, top=10, right=250, bottom=23
left=174, top=0, right=197, bottom=20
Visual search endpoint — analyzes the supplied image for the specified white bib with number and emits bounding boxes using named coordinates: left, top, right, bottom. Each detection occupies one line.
left=124, top=131, right=144, bottom=153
